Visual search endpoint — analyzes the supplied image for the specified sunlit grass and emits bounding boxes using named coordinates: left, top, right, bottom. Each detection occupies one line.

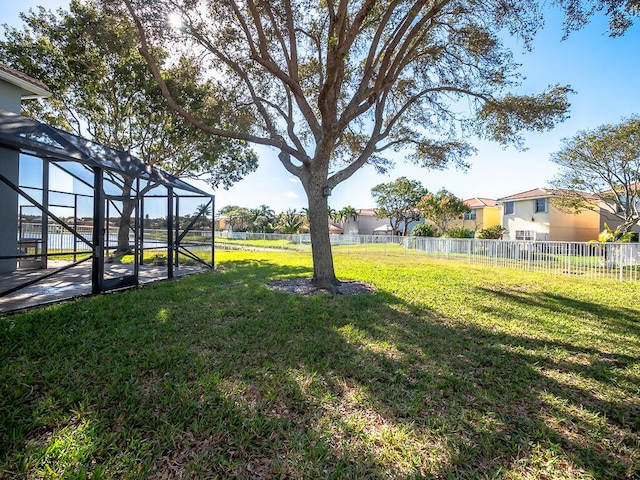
left=1, top=250, right=639, bottom=478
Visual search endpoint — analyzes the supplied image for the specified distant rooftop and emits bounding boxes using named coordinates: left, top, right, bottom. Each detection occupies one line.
left=497, top=188, right=597, bottom=202
left=0, top=63, right=51, bottom=99
left=464, top=197, right=499, bottom=208
left=357, top=208, right=376, bottom=216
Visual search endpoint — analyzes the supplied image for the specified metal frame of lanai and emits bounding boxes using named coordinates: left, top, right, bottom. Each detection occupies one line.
left=0, top=109, right=215, bottom=312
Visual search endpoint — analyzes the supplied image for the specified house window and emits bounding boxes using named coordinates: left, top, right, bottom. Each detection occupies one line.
left=534, top=198, right=547, bottom=213
left=504, top=202, right=514, bottom=215
left=464, top=210, right=476, bottom=220
left=515, top=230, right=535, bottom=240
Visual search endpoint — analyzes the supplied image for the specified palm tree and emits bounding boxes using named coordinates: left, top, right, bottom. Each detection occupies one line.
left=195, top=203, right=212, bottom=217
left=327, top=206, right=338, bottom=223
left=339, top=205, right=358, bottom=233
left=277, top=209, right=304, bottom=234
left=191, top=203, right=213, bottom=229
left=340, top=205, right=358, bottom=221
left=299, top=207, right=310, bottom=232
left=248, top=204, right=276, bottom=232
left=258, top=204, right=275, bottom=219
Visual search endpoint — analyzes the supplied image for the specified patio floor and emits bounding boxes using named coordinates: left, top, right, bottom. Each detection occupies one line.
left=0, top=261, right=209, bottom=314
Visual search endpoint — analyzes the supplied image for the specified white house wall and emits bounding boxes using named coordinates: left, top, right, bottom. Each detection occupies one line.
left=356, top=213, right=394, bottom=235
left=502, top=199, right=550, bottom=241
left=0, top=82, right=22, bottom=273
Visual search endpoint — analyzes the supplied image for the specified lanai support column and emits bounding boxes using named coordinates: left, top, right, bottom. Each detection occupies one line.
left=40, top=159, right=49, bottom=269
left=167, top=187, right=174, bottom=279
left=92, top=167, right=105, bottom=294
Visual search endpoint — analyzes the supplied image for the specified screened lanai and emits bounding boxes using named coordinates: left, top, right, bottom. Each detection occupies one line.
left=0, top=108, right=215, bottom=313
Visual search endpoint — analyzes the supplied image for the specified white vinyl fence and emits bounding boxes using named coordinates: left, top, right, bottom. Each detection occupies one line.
left=404, top=237, right=640, bottom=283
left=17, top=223, right=640, bottom=282
left=216, top=232, right=640, bottom=282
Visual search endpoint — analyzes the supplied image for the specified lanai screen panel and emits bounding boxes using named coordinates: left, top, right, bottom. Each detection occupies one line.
left=0, top=109, right=209, bottom=196
left=0, top=109, right=214, bottom=312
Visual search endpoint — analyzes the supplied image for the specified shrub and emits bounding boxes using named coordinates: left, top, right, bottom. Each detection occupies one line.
left=443, top=227, right=473, bottom=238
left=597, top=223, right=638, bottom=242
left=476, top=225, right=507, bottom=239
left=411, top=223, right=436, bottom=237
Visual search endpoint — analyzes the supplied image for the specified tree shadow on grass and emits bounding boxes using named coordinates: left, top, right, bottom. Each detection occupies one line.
left=1, top=260, right=638, bottom=478
left=474, top=285, right=640, bottom=346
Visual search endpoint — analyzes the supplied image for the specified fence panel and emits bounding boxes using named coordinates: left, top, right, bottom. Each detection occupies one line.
left=403, top=237, right=640, bottom=283
left=214, top=232, right=639, bottom=282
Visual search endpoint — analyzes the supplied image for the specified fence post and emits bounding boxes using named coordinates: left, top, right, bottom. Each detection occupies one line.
left=619, top=244, right=624, bottom=282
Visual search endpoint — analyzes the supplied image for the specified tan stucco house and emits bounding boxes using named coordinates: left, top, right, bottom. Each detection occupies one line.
left=498, top=188, right=600, bottom=242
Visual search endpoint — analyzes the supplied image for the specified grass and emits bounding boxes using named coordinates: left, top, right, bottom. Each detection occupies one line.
left=1, top=250, right=639, bottom=479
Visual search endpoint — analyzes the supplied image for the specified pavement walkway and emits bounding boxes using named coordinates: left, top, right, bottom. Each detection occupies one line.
left=0, top=261, right=208, bottom=314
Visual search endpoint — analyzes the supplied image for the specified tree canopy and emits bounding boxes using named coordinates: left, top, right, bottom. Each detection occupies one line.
left=417, top=189, right=469, bottom=235
left=1, top=0, right=259, bottom=256
left=0, top=0, right=257, bottom=188
left=555, top=0, right=639, bottom=37
left=122, top=0, right=574, bottom=288
left=371, top=177, right=427, bottom=236
left=550, top=117, right=640, bottom=237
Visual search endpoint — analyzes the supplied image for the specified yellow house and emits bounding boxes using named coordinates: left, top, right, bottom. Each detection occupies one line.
left=460, top=197, right=502, bottom=232
left=498, top=188, right=600, bottom=242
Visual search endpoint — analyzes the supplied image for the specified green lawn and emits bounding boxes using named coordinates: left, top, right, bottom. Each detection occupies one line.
left=1, top=251, right=639, bottom=479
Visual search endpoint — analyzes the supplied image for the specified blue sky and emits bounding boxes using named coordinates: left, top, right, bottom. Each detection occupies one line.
left=3, top=0, right=639, bottom=214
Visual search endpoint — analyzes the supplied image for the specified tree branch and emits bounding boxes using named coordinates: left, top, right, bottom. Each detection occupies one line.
left=122, top=0, right=289, bottom=151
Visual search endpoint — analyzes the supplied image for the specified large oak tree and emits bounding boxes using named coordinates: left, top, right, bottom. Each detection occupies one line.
left=122, top=0, right=575, bottom=289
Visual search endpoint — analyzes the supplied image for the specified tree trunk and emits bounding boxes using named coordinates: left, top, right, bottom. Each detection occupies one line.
left=115, top=176, right=135, bottom=259
left=305, top=176, right=340, bottom=290
left=391, top=218, right=399, bottom=236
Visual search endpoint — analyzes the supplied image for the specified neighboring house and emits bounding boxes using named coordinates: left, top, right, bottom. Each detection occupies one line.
left=342, top=214, right=359, bottom=235
left=460, top=197, right=502, bottom=233
left=215, top=216, right=229, bottom=231
left=419, top=197, right=500, bottom=235
left=498, top=188, right=600, bottom=242
left=329, top=223, right=344, bottom=234
left=353, top=209, right=394, bottom=235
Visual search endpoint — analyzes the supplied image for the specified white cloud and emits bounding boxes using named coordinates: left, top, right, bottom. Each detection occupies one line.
left=284, top=191, right=299, bottom=199
left=289, top=177, right=298, bottom=183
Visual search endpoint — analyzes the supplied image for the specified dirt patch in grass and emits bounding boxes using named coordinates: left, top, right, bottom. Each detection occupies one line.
left=268, top=278, right=376, bottom=295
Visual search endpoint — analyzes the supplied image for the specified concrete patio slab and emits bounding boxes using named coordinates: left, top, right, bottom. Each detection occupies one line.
left=0, top=261, right=209, bottom=314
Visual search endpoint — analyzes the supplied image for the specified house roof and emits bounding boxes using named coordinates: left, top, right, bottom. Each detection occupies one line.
left=464, top=197, right=499, bottom=208
left=329, top=223, right=344, bottom=233
left=497, top=188, right=554, bottom=201
left=497, top=187, right=598, bottom=202
left=356, top=208, right=376, bottom=216
left=0, top=63, right=51, bottom=99
left=599, top=182, right=640, bottom=195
